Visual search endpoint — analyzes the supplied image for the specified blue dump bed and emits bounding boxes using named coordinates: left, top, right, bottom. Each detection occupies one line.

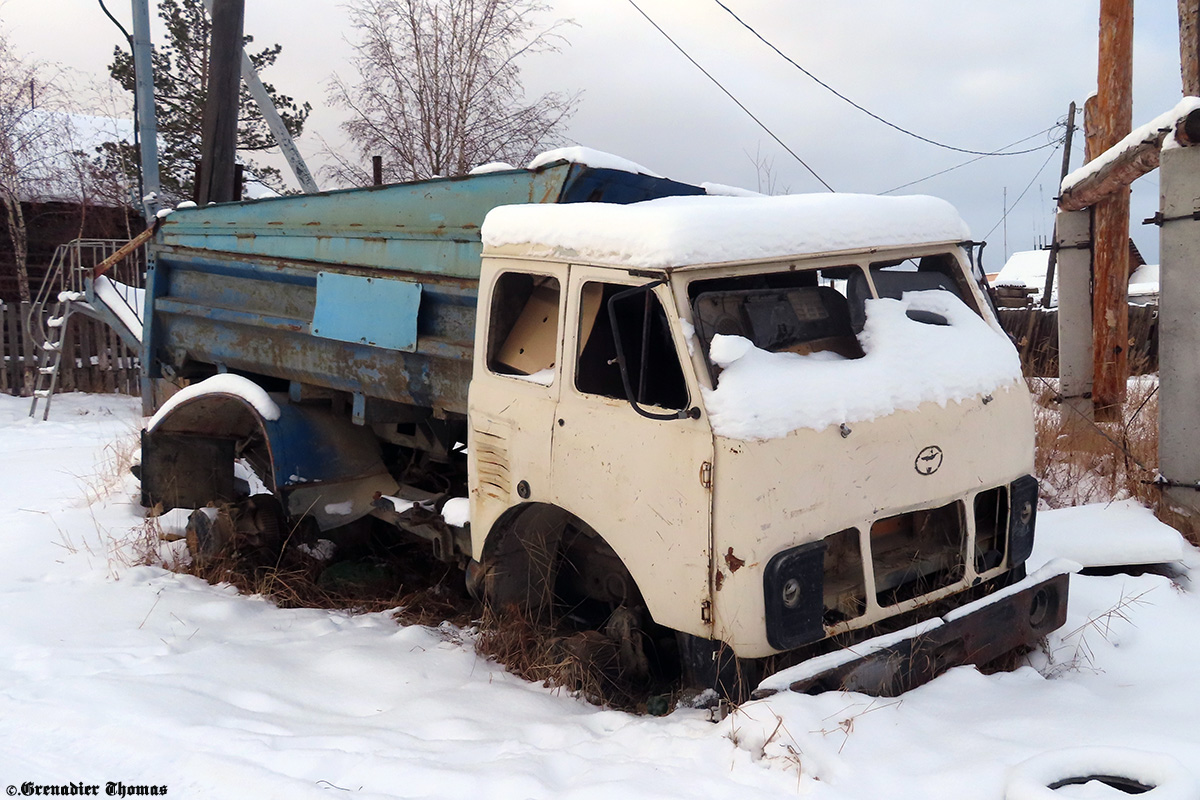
left=145, top=160, right=703, bottom=414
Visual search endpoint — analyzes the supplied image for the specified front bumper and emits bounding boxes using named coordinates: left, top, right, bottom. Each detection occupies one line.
left=754, top=563, right=1072, bottom=698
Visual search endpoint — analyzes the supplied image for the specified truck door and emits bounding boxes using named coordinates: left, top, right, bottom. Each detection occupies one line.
left=467, top=264, right=566, bottom=547
left=551, top=267, right=715, bottom=640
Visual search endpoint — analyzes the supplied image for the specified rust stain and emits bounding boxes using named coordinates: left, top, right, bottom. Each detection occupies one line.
left=724, top=547, right=745, bottom=573
left=715, top=571, right=725, bottom=591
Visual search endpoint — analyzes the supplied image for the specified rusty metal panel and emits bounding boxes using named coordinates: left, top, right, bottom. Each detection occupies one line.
left=156, top=164, right=576, bottom=278
left=770, top=572, right=1069, bottom=697
left=140, top=429, right=235, bottom=510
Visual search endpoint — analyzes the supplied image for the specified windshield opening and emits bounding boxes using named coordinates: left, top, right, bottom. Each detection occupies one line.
left=689, top=267, right=865, bottom=381
left=687, top=254, right=980, bottom=382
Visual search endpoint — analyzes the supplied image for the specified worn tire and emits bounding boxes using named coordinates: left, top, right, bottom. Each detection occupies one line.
left=1006, top=747, right=1199, bottom=800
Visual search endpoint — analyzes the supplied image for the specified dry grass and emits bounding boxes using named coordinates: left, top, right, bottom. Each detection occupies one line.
left=141, top=515, right=662, bottom=708
left=1030, top=376, right=1162, bottom=512
left=472, top=603, right=670, bottom=711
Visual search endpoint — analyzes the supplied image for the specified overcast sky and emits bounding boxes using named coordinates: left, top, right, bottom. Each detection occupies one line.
left=0, top=0, right=1186, bottom=265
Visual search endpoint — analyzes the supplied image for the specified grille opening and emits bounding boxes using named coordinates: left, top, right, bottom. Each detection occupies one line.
left=872, top=501, right=965, bottom=608
left=973, top=486, right=1009, bottom=574
left=823, top=527, right=866, bottom=625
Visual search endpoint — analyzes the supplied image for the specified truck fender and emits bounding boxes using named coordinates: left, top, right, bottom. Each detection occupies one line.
left=142, top=381, right=397, bottom=531
left=478, top=502, right=646, bottom=624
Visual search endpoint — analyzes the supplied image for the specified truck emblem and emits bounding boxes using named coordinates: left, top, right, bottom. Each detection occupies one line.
left=915, top=446, right=943, bottom=475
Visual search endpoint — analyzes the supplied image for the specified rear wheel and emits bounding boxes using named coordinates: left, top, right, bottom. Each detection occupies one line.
left=185, top=493, right=286, bottom=566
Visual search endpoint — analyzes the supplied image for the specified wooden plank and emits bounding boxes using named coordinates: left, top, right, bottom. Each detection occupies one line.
left=103, top=325, right=117, bottom=393
left=60, top=317, right=75, bottom=393
left=79, top=319, right=94, bottom=393
left=19, top=301, right=33, bottom=397
left=0, top=303, right=9, bottom=395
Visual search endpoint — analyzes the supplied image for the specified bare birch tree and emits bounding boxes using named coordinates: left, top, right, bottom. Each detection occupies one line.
left=0, top=28, right=68, bottom=306
left=326, top=0, right=577, bottom=185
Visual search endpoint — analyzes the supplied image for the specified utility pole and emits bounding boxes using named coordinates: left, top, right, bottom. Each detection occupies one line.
left=197, top=0, right=244, bottom=205
left=130, top=0, right=161, bottom=218
left=199, top=0, right=319, bottom=194
left=1090, top=0, right=1134, bottom=422
left=1181, top=0, right=1200, bottom=95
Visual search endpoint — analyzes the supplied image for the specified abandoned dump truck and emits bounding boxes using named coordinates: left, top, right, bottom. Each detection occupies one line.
left=138, top=152, right=1068, bottom=697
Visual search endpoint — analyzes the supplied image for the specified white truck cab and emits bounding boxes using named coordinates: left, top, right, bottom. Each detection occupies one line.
left=468, top=192, right=1061, bottom=690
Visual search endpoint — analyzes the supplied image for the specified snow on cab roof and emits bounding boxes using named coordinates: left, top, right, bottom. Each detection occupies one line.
left=482, top=193, right=972, bottom=269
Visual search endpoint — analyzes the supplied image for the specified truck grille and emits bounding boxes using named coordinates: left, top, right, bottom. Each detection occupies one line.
left=870, top=500, right=965, bottom=608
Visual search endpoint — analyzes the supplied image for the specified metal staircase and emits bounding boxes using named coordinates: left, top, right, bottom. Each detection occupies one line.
left=25, top=228, right=154, bottom=419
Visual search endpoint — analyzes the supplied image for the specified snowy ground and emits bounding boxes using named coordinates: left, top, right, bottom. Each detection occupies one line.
left=2, top=392, right=1199, bottom=799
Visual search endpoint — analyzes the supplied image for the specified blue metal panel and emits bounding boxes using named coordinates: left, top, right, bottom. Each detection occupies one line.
left=311, top=271, right=422, bottom=351
left=262, top=401, right=385, bottom=487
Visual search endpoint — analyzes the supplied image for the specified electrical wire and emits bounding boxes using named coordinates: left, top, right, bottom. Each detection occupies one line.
left=712, top=0, right=1057, bottom=158
left=97, top=0, right=132, bottom=42
left=984, top=144, right=1061, bottom=241
left=880, top=125, right=1061, bottom=195
left=97, top=0, right=145, bottom=208
left=624, top=0, right=834, bottom=191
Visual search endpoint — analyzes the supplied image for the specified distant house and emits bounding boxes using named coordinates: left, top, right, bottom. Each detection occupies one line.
left=991, top=241, right=1158, bottom=308
left=1, top=111, right=141, bottom=302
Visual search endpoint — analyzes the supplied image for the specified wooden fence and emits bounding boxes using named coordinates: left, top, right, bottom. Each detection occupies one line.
left=1, top=301, right=139, bottom=398
left=998, top=304, right=1159, bottom=377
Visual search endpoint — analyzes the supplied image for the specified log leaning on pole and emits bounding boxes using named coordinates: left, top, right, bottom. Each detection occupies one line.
left=1059, top=110, right=1200, bottom=212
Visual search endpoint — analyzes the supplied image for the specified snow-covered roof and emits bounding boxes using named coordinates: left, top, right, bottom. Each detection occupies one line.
left=994, top=249, right=1159, bottom=306
left=527, top=146, right=663, bottom=177
left=482, top=193, right=971, bottom=269
left=1129, top=262, right=1159, bottom=301
left=994, top=250, right=1050, bottom=290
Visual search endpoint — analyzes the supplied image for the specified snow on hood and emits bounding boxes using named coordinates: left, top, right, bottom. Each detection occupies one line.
left=482, top=193, right=971, bottom=270
left=701, top=290, right=1022, bottom=440
left=527, top=146, right=663, bottom=177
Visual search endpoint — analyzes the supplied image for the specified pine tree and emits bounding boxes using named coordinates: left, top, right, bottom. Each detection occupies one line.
left=107, top=0, right=310, bottom=202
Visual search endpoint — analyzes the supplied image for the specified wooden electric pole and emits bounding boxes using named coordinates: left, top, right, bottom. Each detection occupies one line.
left=1090, top=0, right=1134, bottom=422
left=197, top=0, right=245, bottom=205
left=1182, top=0, right=1200, bottom=96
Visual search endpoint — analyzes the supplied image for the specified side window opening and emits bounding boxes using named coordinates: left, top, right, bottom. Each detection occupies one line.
left=576, top=282, right=689, bottom=410
left=487, top=272, right=561, bottom=380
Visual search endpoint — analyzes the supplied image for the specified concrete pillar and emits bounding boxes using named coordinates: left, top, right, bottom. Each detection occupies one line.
left=1055, top=209, right=1095, bottom=426
left=1159, top=144, right=1200, bottom=526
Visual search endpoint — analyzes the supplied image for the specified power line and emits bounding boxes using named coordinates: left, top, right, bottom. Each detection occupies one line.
left=984, top=144, right=1061, bottom=241
left=97, top=0, right=145, bottom=207
left=712, top=0, right=1058, bottom=158
left=624, top=0, right=834, bottom=191
left=880, top=125, right=1061, bottom=194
